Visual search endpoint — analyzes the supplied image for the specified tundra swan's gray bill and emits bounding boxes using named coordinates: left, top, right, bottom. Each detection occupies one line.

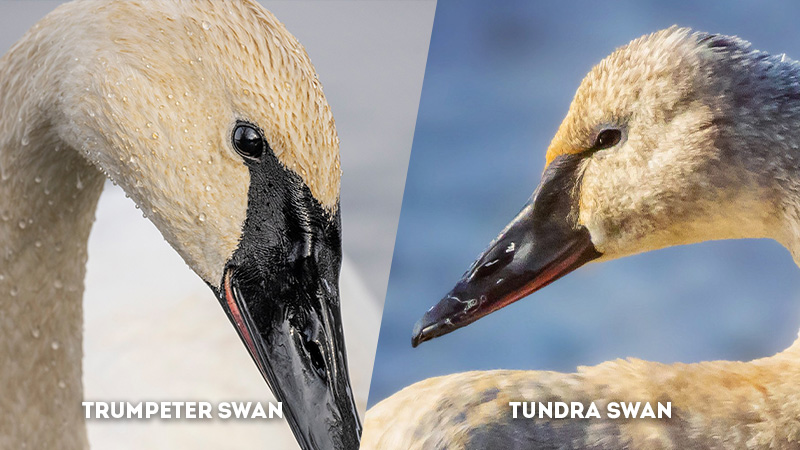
left=0, top=1, right=359, bottom=448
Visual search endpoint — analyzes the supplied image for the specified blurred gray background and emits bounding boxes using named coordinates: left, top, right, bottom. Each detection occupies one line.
left=0, top=1, right=434, bottom=448
left=369, top=0, right=800, bottom=406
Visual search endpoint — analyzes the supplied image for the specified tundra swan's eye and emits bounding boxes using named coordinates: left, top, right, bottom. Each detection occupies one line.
left=232, top=122, right=265, bottom=160
left=593, top=128, right=622, bottom=150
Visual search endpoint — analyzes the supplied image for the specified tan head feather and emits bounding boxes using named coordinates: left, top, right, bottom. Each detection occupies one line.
left=547, top=26, right=789, bottom=259
left=99, top=0, right=341, bottom=206
left=546, top=27, right=703, bottom=166
left=17, top=0, right=341, bottom=283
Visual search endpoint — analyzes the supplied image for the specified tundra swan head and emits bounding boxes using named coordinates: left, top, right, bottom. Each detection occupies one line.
left=412, top=27, right=789, bottom=346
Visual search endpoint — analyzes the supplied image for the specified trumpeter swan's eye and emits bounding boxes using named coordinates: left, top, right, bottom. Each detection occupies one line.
left=593, top=128, right=622, bottom=150
left=232, top=122, right=265, bottom=160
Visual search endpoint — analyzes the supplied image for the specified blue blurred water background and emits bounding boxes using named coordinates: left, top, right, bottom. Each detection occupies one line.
left=368, top=0, right=800, bottom=406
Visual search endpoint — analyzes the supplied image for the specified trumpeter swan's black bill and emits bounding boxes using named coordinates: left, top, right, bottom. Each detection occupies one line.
left=412, top=155, right=602, bottom=347
left=221, top=268, right=360, bottom=450
left=213, top=142, right=361, bottom=449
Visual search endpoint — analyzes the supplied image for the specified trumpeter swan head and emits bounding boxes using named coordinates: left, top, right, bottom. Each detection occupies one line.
left=413, top=27, right=792, bottom=345
left=18, top=0, right=357, bottom=447
left=52, top=0, right=340, bottom=284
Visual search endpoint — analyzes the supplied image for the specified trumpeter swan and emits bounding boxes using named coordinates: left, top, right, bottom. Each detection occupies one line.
left=0, top=1, right=360, bottom=449
left=365, top=27, right=800, bottom=449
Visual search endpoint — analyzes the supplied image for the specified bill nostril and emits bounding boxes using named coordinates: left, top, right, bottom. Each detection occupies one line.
left=302, top=336, right=328, bottom=381
left=473, top=242, right=515, bottom=279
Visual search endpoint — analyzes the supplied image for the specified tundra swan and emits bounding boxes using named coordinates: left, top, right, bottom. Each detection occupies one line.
left=365, top=27, right=800, bottom=449
left=0, top=1, right=360, bottom=449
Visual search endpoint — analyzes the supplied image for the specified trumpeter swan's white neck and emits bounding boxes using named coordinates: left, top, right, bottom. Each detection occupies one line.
left=365, top=28, right=800, bottom=449
left=0, top=1, right=341, bottom=448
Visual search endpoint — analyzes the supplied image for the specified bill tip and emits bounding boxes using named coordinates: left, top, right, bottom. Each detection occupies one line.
left=411, top=318, right=425, bottom=348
